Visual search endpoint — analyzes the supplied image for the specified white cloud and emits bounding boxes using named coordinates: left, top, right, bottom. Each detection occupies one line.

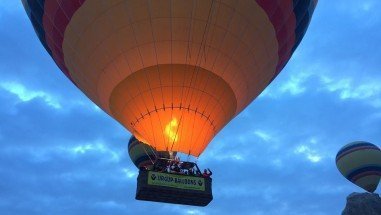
left=231, top=154, right=244, bottom=161
left=186, top=209, right=205, bottom=215
left=65, top=141, right=121, bottom=162
left=0, top=82, right=61, bottom=109
left=294, top=145, right=322, bottom=163
left=306, top=154, right=322, bottom=163
left=321, top=77, right=381, bottom=107
left=259, top=66, right=381, bottom=108
left=72, top=144, right=93, bottom=154
left=122, top=168, right=137, bottom=179
left=254, top=130, right=272, bottom=142
left=260, top=71, right=312, bottom=98
left=279, top=72, right=311, bottom=95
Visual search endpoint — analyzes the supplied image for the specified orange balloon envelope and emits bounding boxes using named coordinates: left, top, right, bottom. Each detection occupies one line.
left=23, top=0, right=317, bottom=156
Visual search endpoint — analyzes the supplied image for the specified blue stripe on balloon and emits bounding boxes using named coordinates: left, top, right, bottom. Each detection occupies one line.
left=292, top=0, right=314, bottom=52
left=24, top=0, right=52, bottom=56
left=336, top=143, right=380, bottom=159
left=346, top=165, right=381, bottom=182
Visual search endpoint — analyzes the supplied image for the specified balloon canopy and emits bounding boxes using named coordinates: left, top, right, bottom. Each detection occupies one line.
left=336, top=141, right=381, bottom=193
left=22, top=0, right=317, bottom=156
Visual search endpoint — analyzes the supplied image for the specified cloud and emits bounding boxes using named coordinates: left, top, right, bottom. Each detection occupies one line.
left=253, top=130, right=272, bottom=142
left=294, top=145, right=322, bottom=163
left=261, top=64, right=381, bottom=108
left=276, top=70, right=313, bottom=96
left=259, top=64, right=316, bottom=99
left=186, top=209, right=206, bottom=215
left=122, top=168, right=137, bottom=179
left=1, top=1, right=381, bottom=215
left=0, top=82, right=61, bottom=108
left=322, top=77, right=381, bottom=107
left=67, top=141, right=121, bottom=162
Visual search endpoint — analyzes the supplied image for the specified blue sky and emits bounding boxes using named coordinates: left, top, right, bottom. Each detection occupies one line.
left=1, top=1, right=381, bottom=214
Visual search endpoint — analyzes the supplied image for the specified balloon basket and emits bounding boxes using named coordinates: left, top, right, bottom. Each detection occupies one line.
left=135, top=170, right=213, bottom=206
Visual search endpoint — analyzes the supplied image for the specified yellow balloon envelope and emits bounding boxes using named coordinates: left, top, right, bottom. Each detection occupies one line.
left=336, top=141, right=381, bottom=193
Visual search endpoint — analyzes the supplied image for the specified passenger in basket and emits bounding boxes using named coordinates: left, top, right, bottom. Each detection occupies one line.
left=202, top=168, right=212, bottom=178
left=188, top=168, right=194, bottom=176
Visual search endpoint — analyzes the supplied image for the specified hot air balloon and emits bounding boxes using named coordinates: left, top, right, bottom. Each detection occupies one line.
left=128, top=135, right=176, bottom=170
left=336, top=141, right=381, bottom=193
left=128, top=135, right=157, bottom=170
left=22, top=0, right=318, bottom=206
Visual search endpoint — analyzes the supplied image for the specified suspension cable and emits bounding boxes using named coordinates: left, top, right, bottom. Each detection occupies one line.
left=142, top=144, right=155, bottom=165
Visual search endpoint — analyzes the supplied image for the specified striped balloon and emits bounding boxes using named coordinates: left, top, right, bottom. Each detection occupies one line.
left=128, top=136, right=157, bottom=169
left=128, top=135, right=177, bottom=169
left=336, top=141, right=381, bottom=193
left=22, top=0, right=317, bottom=157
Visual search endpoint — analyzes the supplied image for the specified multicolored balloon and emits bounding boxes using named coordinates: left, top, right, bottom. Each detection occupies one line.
left=128, top=136, right=157, bottom=169
left=128, top=135, right=176, bottom=169
left=22, top=0, right=317, bottom=157
left=336, top=141, right=381, bottom=193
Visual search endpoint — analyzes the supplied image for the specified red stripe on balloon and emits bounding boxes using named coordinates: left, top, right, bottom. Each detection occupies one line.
left=256, top=0, right=296, bottom=73
left=42, top=0, right=85, bottom=81
left=40, top=0, right=298, bottom=84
